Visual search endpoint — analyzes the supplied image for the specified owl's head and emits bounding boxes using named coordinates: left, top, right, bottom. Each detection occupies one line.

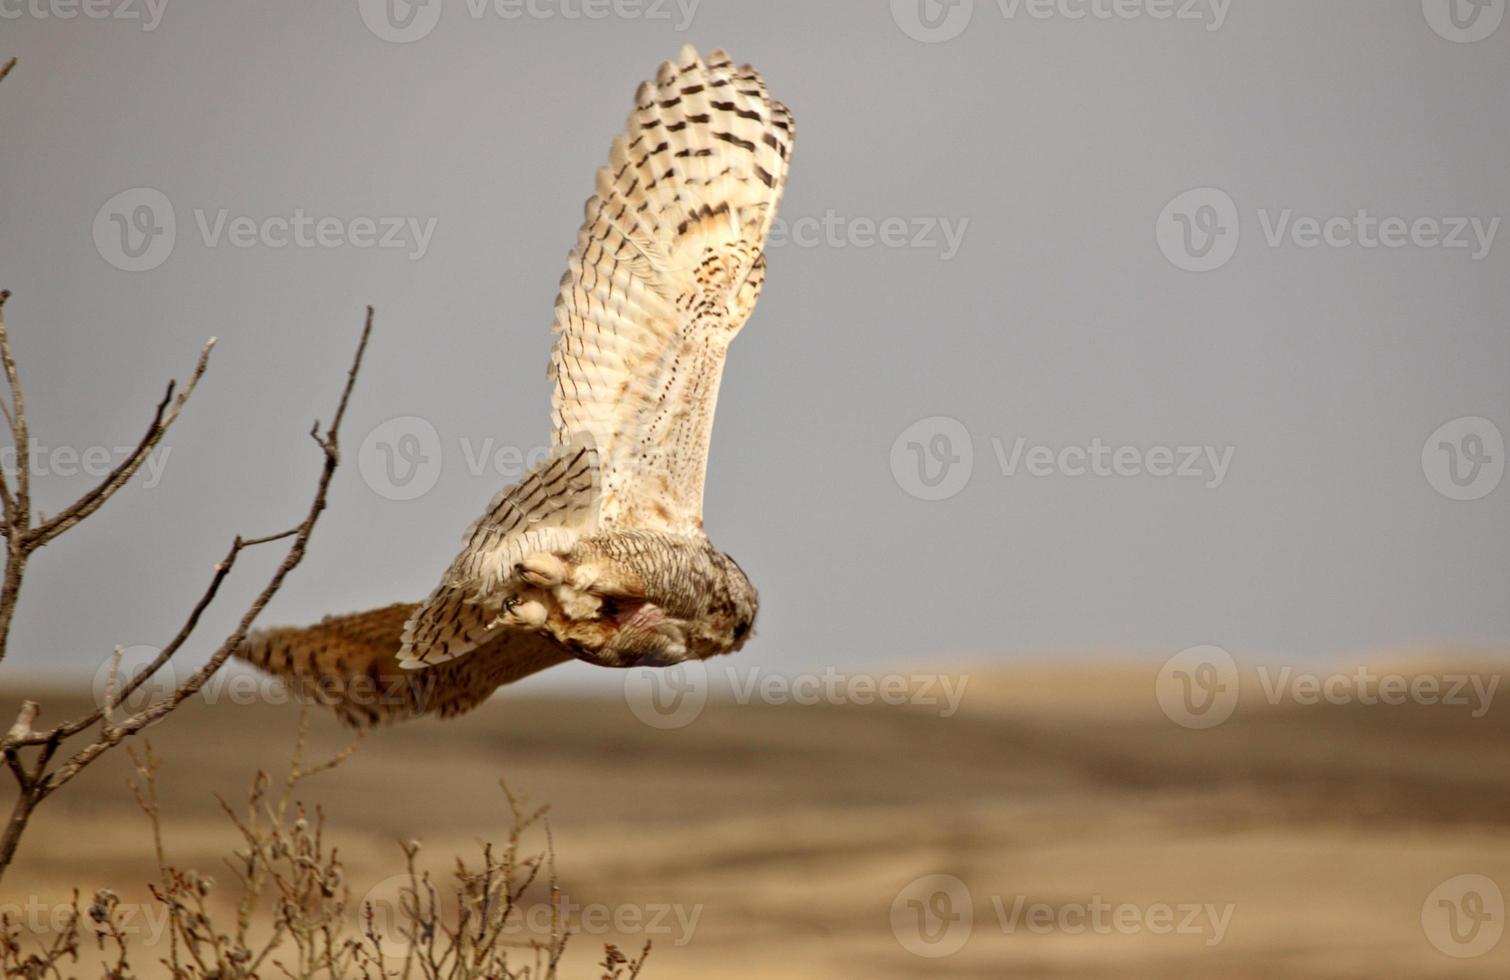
left=721, top=551, right=759, bottom=652
left=662, top=548, right=758, bottom=662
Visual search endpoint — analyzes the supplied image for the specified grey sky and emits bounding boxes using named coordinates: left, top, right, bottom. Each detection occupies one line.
left=0, top=0, right=1506, bottom=688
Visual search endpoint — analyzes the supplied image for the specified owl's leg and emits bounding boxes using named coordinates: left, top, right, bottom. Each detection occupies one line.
left=565, top=559, right=642, bottom=599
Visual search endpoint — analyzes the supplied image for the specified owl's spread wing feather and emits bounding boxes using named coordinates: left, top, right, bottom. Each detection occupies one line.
left=549, top=45, right=793, bottom=532
left=235, top=603, right=571, bottom=727
left=235, top=49, right=785, bottom=717
left=396, top=441, right=599, bottom=668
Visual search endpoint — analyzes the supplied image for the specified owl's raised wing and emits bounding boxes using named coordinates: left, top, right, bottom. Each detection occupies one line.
left=549, top=46, right=793, bottom=532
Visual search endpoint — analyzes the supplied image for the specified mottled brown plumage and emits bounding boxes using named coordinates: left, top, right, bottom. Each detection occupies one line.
left=235, top=46, right=790, bottom=725
left=236, top=604, right=571, bottom=726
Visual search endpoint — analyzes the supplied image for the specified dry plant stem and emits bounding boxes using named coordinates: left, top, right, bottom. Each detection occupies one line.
left=97, top=721, right=597, bottom=979
left=1, top=888, right=81, bottom=979
left=125, top=742, right=181, bottom=974
left=0, top=289, right=34, bottom=665
left=0, top=290, right=215, bottom=678
left=226, top=705, right=364, bottom=947
left=0, top=303, right=374, bottom=885
left=131, top=710, right=366, bottom=979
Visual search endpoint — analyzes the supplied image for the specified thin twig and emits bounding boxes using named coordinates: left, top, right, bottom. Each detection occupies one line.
left=0, top=289, right=33, bottom=663
left=0, top=307, right=375, bottom=885
left=26, top=338, right=214, bottom=550
left=43, top=309, right=372, bottom=790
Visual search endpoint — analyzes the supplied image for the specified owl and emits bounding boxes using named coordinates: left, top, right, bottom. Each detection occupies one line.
left=236, top=47, right=793, bottom=726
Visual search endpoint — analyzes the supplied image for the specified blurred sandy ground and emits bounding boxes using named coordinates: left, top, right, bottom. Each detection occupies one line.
left=3, top=653, right=1509, bottom=978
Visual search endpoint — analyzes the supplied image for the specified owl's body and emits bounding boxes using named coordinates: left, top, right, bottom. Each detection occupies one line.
left=236, top=46, right=791, bottom=726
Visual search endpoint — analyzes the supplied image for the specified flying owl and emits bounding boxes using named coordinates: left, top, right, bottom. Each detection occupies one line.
left=236, top=46, right=793, bottom=726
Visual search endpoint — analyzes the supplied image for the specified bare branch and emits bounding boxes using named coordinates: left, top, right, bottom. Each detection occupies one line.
left=39, top=308, right=373, bottom=794
left=26, top=338, right=215, bottom=550
left=0, top=287, right=214, bottom=669
left=0, top=58, right=14, bottom=86
left=101, top=647, right=125, bottom=727
left=0, top=307, right=375, bottom=885
left=8, top=529, right=283, bottom=749
left=0, top=288, right=31, bottom=529
left=0, top=338, right=216, bottom=693
left=4, top=701, right=36, bottom=744
left=0, top=290, right=32, bottom=662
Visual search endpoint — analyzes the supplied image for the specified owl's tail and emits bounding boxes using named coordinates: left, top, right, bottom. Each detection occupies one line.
left=234, top=603, right=569, bottom=727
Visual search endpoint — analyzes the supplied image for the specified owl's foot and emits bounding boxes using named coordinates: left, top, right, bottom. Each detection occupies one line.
left=515, top=552, right=567, bottom=588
